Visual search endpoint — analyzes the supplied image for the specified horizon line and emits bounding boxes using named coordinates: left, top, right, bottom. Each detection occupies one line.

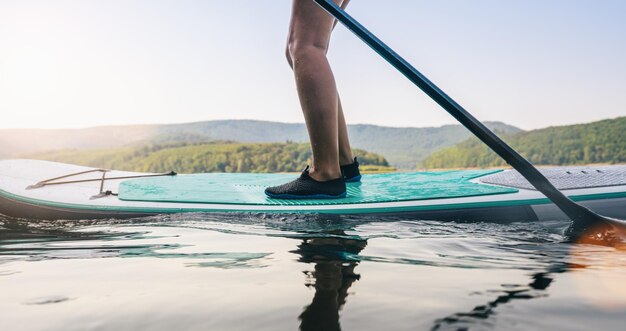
left=0, top=116, right=622, bottom=132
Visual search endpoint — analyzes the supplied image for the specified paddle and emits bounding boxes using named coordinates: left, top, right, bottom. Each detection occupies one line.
left=313, top=0, right=626, bottom=242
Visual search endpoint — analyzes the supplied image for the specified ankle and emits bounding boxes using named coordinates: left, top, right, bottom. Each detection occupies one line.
left=339, top=154, right=355, bottom=166
left=340, top=157, right=355, bottom=166
left=309, top=166, right=341, bottom=181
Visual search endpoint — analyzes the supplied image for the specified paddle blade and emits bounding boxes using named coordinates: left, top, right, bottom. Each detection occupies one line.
left=567, top=216, right=626, bottom=246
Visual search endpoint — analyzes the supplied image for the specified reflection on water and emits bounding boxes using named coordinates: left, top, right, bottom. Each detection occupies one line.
left=0, top=217, right=271, bottom=269
left=2, top=213, right=626, bottom=330
left=294, top=231, right=366, bottom=331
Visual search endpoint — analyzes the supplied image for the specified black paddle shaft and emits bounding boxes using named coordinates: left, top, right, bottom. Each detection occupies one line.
left=313, top=0, right=603, bottom=227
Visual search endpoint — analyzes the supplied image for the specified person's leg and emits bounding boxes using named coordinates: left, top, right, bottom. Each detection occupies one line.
left=332, top=1, right=355, bottom=167
left=286, top=0, right=355, bottom=169
left=333, top=0, right=354, bottom=166
left=337, top=96, right=355, bottom=166
left=286, top=0, right=346, bottom=181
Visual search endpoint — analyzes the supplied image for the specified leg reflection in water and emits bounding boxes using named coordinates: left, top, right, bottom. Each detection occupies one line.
left=292, top=230, right=367, bottom=331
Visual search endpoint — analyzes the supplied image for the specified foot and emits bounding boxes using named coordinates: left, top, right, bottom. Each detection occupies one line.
left=265, top=166, right=346, bottom=199
left=340, top=157, right=361, bottom=182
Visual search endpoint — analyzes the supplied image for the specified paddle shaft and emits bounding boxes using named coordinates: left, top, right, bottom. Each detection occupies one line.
left=313, top=0, right=599, bottom=226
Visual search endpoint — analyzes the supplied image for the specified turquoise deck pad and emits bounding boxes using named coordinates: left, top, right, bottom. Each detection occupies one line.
left=118, top=169, right=517, bottom=206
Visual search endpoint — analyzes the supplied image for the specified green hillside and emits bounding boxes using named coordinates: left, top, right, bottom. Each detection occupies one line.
left=27, top=142, right=390, bottom=174
left=0, top=120, right=521, bottom=169
left=346, top=122, right=520, bottom=168
left=421, top=117, right=626, bottom=169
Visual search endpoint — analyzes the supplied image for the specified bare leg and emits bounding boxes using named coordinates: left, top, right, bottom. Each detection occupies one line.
left=337, top=96, right=354, bottom=166
left=334, top=0, right=354, bottom=166
left=287, top=0, right=350, bottom=181
left=286, top=57, right=354, bottom=168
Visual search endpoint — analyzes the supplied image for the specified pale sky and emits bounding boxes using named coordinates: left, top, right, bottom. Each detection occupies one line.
left=0, top=0, right=625, bottom=130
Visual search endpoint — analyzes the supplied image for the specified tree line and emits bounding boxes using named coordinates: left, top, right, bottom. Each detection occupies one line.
left=421, top=117, right=626, bottom=168
left=29, top=141, right=390, bottom=173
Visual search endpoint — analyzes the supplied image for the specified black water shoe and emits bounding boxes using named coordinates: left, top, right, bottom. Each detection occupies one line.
left=341, top=157, right=361, bottom=182
left=265, top=166, right=346, bottom=199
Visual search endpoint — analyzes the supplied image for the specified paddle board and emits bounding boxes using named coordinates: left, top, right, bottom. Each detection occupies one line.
left=0, top=159, right=624, bottom=221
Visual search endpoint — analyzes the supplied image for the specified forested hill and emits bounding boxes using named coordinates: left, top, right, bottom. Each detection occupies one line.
left=0, top=120, right=521, bottom=169
left=421, top=117, right=626, bottom=169
left=27, top=142, right=390, bottom=174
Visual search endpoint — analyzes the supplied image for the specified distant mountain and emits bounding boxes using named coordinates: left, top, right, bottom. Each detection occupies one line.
left=26, top=142, right=390, bottom=174
left=0, top=120, right=521, bottom=169
left=346, top=122, right=520, bottom=168
left=421, top=117, right=626, bottom=169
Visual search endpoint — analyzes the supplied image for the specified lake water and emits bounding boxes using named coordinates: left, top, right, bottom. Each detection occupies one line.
left=2, top=213, right=626, bottom=330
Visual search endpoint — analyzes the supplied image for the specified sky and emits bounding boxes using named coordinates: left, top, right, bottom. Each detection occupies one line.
left=0, top=0, right=625, bottom=130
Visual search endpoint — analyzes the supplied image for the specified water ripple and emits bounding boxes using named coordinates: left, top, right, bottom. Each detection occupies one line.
left=3, top=213, right=626, bottom=330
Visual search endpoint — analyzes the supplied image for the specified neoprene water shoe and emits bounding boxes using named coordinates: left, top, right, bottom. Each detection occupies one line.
left=265, top=166, right=346, bottom=199
left=341, top=157, right=361, bottom=182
